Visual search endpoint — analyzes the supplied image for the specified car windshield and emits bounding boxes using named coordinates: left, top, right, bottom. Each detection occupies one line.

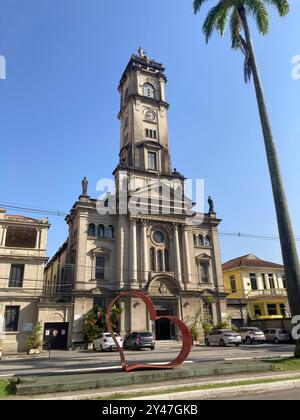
left=104, top=334, right=112, bottom=338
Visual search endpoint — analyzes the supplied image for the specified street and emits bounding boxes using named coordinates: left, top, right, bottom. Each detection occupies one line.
left=0, top=343, right=294, bottom=377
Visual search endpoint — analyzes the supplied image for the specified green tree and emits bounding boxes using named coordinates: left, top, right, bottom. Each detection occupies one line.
left=193, top=0, right=300, bottom=357
left=27, top=322, right=42, bottom=352
left=83, top=304, right=123, bottom=343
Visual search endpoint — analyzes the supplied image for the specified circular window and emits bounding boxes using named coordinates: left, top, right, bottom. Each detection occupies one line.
left=153, top=231, right=165, bottom=244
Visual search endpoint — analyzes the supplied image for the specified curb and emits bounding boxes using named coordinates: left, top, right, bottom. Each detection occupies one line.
left=129, top=379, right=300, bottom=400
left=32, top=371, right=300, bottom=400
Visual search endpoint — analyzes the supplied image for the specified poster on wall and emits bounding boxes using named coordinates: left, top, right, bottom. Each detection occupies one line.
left=23, top=323, right=33, bottom=332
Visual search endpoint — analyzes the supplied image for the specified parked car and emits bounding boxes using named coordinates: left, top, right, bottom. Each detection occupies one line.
left=264, top=328, right=290, bottom=344
left=123, top=332, right=155, bottom=351
left=93, top=332, right=123, bottom=352
left=205, top=329, right=242, bottom=347
left=238, top=327, right=266, bottom=344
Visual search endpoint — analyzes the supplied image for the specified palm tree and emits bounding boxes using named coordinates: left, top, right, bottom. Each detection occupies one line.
left=193, top=0, right=300, bottom=355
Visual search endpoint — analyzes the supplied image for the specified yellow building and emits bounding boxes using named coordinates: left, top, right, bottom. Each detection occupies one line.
left=223, top=254, right=290, bottom=328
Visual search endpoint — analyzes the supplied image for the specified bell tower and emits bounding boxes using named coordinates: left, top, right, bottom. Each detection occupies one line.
left=117, top=49, right=172, bottom=176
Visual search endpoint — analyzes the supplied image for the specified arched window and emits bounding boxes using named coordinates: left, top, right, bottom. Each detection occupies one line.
left=164, top=249, right=170, bottom=272
left=205, top=235, right=211, bottom=247
left=143, top=83, right=155, bottom=99
left=106, top=225, right=114, bottom=239
left=97, top=224, right=105, bottom=238
left=157, top=250, right=163, bottom=272
left=197, top=235, right=204, bottom=246
left=88, top=223, right=96, bottom=237
left=193, top=234, right=197, bottom=246
left=150, top=248, right=156, bottom=271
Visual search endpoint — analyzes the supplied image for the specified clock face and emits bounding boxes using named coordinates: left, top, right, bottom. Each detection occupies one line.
left=145, top=110, right=156, bottom=122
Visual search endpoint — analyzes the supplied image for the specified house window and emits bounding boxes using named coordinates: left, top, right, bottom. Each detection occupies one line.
left=250, top=273, right=258, bottom=291
left=254, top=305, right=262, bottom=317
left=268, top=274, right=276, bottom=289
left=280, top=304, right=287, bottom=317
left=143, top=83, right=155, bottom=98
left=262, top=273, right=267, bottom=290
left=157, top=250, right=163, bottom=272
left=164, top=249, right=170, bottom=272
left=97, top=225, right=105, bottom=238
left=106, top=226, right=114, bottom=239
left=203, top=301, right=213, bottom=320
left=4, top=306, right=20, bottom=332
left=204, top=236, right=211, bottom=247
left=282, top=274, right=287, bottom=289
left=9, top=264, right=25, bottom=288
left=197, top=235, right=204, bottom=246
left=199, top=262, right=210, bottom=283
left=230, top=276, right=237, bottom=294
left=148, top=152, right=157, bottom=171
left=150, top=248, right=156, bottom=271
left=267, top=304, right=278, bottom=316
left=145, top=129, right=157, bottom=139
left=95, top=256, right=105, bottom=280
left=88, top=223, right=96, bottom=237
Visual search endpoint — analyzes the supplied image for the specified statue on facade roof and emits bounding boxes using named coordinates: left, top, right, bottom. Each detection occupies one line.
left=208, top=196, right=215, bottom=214
left=82, top=177, right=88, bottom=197
left=138, top=47, right=146, bottom=58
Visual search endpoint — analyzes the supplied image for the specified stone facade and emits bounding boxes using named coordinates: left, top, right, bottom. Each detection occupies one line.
left=43, top=52, right=228, bottom=348
left=0, top=209, right=49, bottom=352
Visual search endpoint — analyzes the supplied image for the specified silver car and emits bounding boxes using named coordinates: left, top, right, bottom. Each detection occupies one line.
left=264, top=328, right=290, bottom=344
left=205, top=329, right=242, bottom=347
left=238, top=327, right=266, bottom=344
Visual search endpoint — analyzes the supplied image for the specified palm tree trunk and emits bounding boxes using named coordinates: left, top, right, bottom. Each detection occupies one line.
left=238, top=7, right=300, bottom=323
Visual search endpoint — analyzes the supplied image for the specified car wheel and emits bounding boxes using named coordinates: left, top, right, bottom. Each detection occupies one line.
left=274, top=338, right=279, bottom=344
left=220, top=339, right=226, bottom=347
left=246, top=337, right=253, bottom=345
left=205, top=338, right=210, bottom=346
left=234, top=343, right=240, bottom=347
left=151, top=347, right=155, bottom=351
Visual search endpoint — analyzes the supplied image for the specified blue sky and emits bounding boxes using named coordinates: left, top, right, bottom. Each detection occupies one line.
left=0, top=0, right=299, bottom=263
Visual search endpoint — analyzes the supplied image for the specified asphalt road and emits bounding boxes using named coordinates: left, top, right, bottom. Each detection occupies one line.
left=0, top=343, right=294, bottom=377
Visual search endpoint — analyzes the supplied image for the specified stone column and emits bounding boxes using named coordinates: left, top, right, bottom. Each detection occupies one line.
left=182, top=226, right=191, bottom=283
left=141, top=221, right=149, bottom=282
left=1, top=226, right=7, bottom=246
left=130, top=219, right=137, bottom=283
left=173, top=224, right=182, bottom=282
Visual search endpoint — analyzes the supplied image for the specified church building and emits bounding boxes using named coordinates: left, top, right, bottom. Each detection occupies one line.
left=42, top=50, right=227, bottom=349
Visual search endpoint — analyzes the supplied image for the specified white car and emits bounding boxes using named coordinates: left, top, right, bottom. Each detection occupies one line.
left=205, top=329, right=242, bottom=347
left=238, top=327, right=266, bottom=344
left=93, top=332, right=123, bottom=352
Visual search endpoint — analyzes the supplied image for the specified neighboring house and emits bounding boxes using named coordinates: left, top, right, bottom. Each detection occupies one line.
left=0, top=209, right=49, bottom=352
left=42, top=51, right=228, bottom=350
left=223, top=254, right=290, bottom=327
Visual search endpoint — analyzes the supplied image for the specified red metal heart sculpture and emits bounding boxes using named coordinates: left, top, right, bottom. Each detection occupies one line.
left=106, top=291, right=192, bottom=372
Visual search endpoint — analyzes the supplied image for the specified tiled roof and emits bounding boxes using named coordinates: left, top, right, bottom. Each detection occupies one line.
left=4, top=215, right=39, bottom=222
left=222, top=254, right=283, bottom=271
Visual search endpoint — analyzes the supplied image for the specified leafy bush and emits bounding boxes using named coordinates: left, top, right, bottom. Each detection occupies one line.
left=27, top=322, right=42, bottom=351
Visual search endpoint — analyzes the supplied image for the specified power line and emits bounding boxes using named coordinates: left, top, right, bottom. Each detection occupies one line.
left=1, top=202, right=299, bottom=241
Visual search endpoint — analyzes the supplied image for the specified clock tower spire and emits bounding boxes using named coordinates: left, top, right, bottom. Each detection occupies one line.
left=117, top=50, right=172, bottom=176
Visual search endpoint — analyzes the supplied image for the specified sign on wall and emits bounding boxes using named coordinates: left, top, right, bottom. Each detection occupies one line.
left=23, top=323, right=33, bottom=332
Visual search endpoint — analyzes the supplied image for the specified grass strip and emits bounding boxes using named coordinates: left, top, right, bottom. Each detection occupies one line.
left=94, top=374, right=300, bottom=400
left=0, top=379, right=17, bottom=398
